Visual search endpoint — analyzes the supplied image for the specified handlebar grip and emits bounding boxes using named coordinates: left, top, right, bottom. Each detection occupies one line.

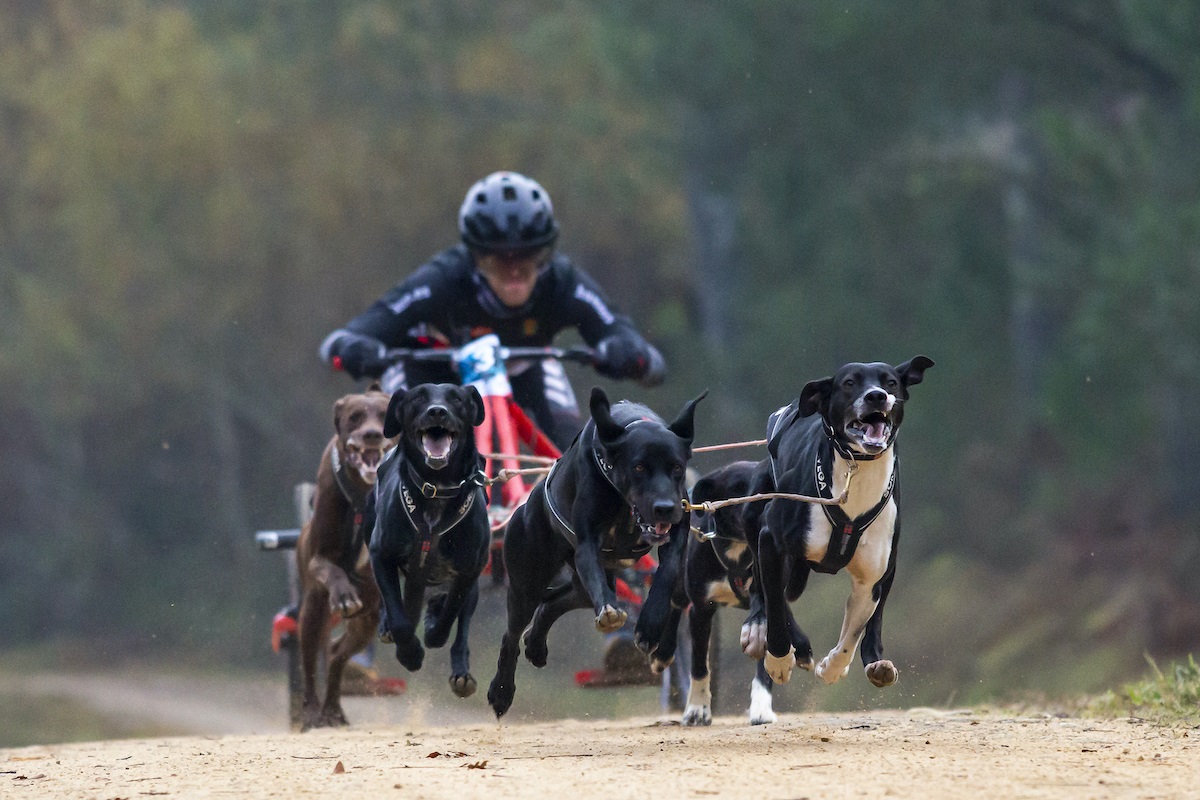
left=256, top=529, right=301, bottom=551
left=560, top=346, right=598, bottom=364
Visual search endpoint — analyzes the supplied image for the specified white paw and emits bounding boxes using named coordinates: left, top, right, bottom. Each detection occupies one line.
left=748, top=676, right=776, bottom=725
left=595, top=604, right=628, bottom=634
left=764, top=647, right=796, bottom=685
left=740, top=621, right=767, bottom=660
left=814, top=653, right=851, bottom=685
left=749, top=708, right=777, bottom=726
left=681, top=704, right=712, bottom=726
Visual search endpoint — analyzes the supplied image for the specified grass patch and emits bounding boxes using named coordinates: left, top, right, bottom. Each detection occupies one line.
left=1085, top=654, right=1200, bottom=726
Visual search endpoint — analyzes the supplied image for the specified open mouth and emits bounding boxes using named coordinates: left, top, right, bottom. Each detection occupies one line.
left=419, top=425, right=456, bottom=469
left=845, top=411, right=892, bottom=452
left=634, top=511, right=676, bottom=547
left=346, top=444, right=389, bottom=485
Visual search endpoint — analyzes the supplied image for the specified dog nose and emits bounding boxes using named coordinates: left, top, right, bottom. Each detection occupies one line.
left=362, top=430, right=384, bottom=446
left=865, top=389, right=887, bottom=405
left=426, top=405, right=449, bottom=420
left=652, top=500, right=678, bottom=522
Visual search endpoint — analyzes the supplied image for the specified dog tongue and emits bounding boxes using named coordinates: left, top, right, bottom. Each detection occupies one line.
left=655, top=522, right=671, bottom=537
left=422, top=432, right=453, bottom=460
left=864, top=420, right=888, bottom=446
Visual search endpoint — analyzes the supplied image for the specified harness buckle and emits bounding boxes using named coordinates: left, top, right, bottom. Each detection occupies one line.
left=420, top=482, right=439, bottom=498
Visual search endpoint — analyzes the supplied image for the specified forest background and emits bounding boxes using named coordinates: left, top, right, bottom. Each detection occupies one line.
left=3, top=0, right=1199, bottom=718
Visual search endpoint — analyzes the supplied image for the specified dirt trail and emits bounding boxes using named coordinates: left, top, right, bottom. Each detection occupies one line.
left=3, top=708, right=1196, bottom=800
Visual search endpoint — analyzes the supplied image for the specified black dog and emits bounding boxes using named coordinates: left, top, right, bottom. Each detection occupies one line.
left=743, top=357, right=932, bottom=691
left=487, top=387, right=706, bottom=718
left=369, top=383, right=490, bottom=697
left=654, top=459, right=809, bottom=726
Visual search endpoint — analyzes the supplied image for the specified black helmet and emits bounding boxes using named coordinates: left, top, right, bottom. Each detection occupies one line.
left=458, top=171, right=559, bottom=251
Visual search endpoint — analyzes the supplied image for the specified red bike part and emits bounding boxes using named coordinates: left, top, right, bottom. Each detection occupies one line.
left=271, top=610, right=297, bottom=653
left=614, top=578, right=644, bottom=607
left=506, top=396, right=562, bottom=459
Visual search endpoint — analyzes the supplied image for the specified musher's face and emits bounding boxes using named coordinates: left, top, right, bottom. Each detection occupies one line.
left=475, top=247, right=550, bottom=308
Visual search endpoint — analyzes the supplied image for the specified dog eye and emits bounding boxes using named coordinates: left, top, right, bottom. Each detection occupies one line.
left=886, top=378, right=899, bottom=389
left=634, top=463, right=645, bottom=473
left=842, top=378, right=856, bottom=389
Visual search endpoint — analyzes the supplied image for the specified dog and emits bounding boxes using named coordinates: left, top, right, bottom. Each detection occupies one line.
left=369, top=382, right=490, bottom=698
left=744, top=357, right=933, bottom=691
left=295, top=384, right=394, bottom=731
left=487, top=387, right=706, bottom=718
left=653, top=459, right=810, bottom=726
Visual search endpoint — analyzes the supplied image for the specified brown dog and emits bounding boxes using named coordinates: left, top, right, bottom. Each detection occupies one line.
left=295, top=384, right=394, bottom=731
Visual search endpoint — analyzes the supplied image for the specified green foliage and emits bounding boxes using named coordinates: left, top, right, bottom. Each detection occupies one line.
left=1087, top=654, right=1200, bottom=726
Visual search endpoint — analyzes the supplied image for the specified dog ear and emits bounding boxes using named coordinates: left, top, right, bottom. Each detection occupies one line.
left=383, top=388, right=407, bottom=439
left=464, top=385, right=486, bottom=427
left=333, top=397, right=347, bottom=436
left=667, top=390, right=708, bottom=446
left=798, top=377, right=832, bottom=418
left=366, top=380, right=383, bottom=393
left=897, top=355, right=934, bottom=389
left=589, top=387, right=625, bottom=443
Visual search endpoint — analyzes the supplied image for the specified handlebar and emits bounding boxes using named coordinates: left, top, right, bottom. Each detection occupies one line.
left=383, top=344, right=597, bottom=366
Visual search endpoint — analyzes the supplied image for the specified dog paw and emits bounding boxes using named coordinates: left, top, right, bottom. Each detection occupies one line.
left=764, top=647, right=796, bottom=685
left=650, top=653, right=675, bottom=675
left=865, top=660, right=899, bottom=687
left=395, top=638, right=425, bottom=672
left=449, top=672, right=477, bottom=698
left=523, top=639, right=548, bottom=669
left=681, top=705, right=713, bottom=727
left=594, top=605, right=628, bottom=634
left=330, top=589, right=363, bottom=618
left=300, top=704, right=323, bottom=733
left=487, top=677, right=515, bottom=718
left=740, top=620, right=768, bottom=660
left=749, top=708, right=778, bottom=726
left=424, top=623, right=452, bottom=650
left=814, top=653, right=851, bottom=685
left=318, top=704, right=349, bottom=728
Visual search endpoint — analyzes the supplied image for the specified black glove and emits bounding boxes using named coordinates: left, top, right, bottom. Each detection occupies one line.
left=595, top=335, right=653, bottom=381
left=332, top=334, right=388, bottom=379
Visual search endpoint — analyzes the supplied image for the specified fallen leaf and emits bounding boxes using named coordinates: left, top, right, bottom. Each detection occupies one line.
left=333, top=761, right=346, bottom=774
left=464, top=761, right=488, bottom=770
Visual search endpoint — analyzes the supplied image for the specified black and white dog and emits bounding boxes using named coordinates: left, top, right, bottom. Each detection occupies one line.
left=487, top=387, right=706, bottom=718
left=658, top=459, right=811, bottom=726
left=369, top=383, right=490, bottom=697
left=745, top=357, right=933, bottom=690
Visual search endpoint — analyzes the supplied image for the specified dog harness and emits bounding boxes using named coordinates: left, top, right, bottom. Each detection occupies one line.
left=330, top=446, right=372, bottom=578
left=697, top=514, right=754, bottom=604
left=766, top=402, right=897, bottom=575
left=395, top=458, right=487, bottom=569
left=542, top=423, right=658, bottom=563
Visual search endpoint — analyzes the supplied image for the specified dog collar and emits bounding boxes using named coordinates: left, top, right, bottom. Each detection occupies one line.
left=404, top=460, right=488, bottom=499
left=590, top=426, right=677, bottom=547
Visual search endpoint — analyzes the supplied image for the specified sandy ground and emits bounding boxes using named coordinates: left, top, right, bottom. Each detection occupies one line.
left=3, top=706, right=1197, bottom=800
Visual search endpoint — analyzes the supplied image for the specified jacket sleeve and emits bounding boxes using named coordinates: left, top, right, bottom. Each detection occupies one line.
left=319, top=257, right=452, bottom=372
left=555, top=259, right=666, bottom=386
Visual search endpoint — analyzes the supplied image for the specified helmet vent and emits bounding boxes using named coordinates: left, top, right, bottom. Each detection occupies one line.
left=531, top=190, right=541, bottom=200
left=502, top=186, right=517, bottom=201
left=475, top=192, right=487, bottom=203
